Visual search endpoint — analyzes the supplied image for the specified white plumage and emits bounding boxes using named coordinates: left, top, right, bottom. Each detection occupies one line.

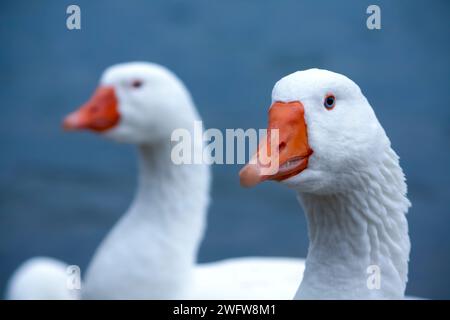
left=241, top=69, right=412, bottom=299
left=6, top=63, right=304, bottom=300
left=6, top=257, right=79, bottom=300
left=7, top=66, right=416, bottom=300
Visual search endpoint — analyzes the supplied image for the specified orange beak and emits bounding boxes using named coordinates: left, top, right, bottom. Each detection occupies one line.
left=239, top=101, right=313, bottom=187
left=62, top=86, right=120, bottom=132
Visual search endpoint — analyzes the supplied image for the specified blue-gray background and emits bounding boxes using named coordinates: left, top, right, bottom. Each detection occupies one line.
left=1, top=0, right=449, bottom=299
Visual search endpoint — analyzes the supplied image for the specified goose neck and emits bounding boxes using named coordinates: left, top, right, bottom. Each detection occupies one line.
left=295, top=148, right=410, bottom=299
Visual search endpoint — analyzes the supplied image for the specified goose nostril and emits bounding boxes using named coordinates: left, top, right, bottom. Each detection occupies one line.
left=278, top=142, right=286, bottom=152
left=90, top=106, right=100, bottom=114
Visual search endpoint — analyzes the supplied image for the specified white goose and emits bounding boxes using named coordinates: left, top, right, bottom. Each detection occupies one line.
left=6, top=62, right=303, bottom=300
left=7, top=62, right=208, bottom=299
left=240, top=69, right=411, bottom=299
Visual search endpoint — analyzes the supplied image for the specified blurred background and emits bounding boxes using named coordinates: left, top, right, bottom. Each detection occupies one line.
left=1, top=0, right=449, bottom=299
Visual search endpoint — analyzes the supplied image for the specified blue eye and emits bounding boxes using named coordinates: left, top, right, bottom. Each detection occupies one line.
left=324, top=94, right=335, bottom=110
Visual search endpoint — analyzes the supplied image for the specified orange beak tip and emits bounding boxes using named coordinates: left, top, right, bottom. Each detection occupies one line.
left=239, top=164, right=263, bottom=188
left=62, top=114, right=80, bottom=131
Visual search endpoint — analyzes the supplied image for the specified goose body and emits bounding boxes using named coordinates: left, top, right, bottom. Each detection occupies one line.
left=192, top=257, right=304, bottom=299
left=6, top=257, right=79, bottom=300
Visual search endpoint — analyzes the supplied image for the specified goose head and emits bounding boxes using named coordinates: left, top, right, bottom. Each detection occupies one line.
left=240, top=68, right=389, bottom=194
left=63, top=62, right=198, bottom=144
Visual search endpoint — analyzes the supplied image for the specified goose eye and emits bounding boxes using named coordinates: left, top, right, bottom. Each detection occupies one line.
left=324, top=94, right=335, bottom=110
left=131, top=80, right=143, bottom=89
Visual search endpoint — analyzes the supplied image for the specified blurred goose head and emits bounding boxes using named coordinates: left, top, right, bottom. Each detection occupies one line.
left=63, top=62, right=199, bottom=144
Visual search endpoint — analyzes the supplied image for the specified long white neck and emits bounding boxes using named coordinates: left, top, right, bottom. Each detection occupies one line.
left=295, top=148, right=410, bottom=299
left=130, top=141, right=210, bottom=257
left=83, top=131, right=210, bottom=299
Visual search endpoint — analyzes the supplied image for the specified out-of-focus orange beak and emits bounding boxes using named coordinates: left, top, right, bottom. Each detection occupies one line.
left=62, top=86, right=120, bottom=132
left=239, top=101, right=313, bottom=187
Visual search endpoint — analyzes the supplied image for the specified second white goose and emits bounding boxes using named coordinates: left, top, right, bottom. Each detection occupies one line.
left=7, top=62, right=303, bottom=300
